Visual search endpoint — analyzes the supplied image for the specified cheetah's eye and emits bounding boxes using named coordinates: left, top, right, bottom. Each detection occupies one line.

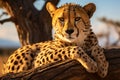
left=75, top=17, right=81, bottom=21
left=59, top=17, right=64, bottom=22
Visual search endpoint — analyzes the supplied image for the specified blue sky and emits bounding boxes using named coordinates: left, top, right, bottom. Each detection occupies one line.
left=0, top=0, right=120, bottom=47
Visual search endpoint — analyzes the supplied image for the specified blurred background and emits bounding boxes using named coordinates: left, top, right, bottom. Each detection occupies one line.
left=0, top=0, right=120, bottom=75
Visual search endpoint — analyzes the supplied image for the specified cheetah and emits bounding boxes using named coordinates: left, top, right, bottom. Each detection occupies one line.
left=2, top=2, right=109, bottom=78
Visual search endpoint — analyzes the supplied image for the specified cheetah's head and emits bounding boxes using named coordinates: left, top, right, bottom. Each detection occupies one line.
left=46, top=2, right=96, bottom=44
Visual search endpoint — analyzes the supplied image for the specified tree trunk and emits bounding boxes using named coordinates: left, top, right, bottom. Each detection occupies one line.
left=0, top=48, right=120, bottom=80
left=2, top=0, right=59, bottom=46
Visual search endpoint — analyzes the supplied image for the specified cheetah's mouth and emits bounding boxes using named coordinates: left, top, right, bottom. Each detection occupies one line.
left=67, top=36, right=74, bottom=39
left=64, top=35, right=77, bottom=42
left=56, top=33, right=77, bottom=43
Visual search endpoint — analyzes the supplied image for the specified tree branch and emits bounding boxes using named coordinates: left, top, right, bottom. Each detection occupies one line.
left=98, top=17, right=120, bottom=27
left=0, top=48, right=120, bottom=80
left=98, top=17, right=120, bottom=47
left=0, top=17, right=16, bottom=24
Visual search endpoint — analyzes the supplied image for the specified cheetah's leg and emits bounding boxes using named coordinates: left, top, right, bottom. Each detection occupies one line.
left=91, top=45, right=109, bottom=78
left=71, top=46, right=98, bottom=73
left=34, top=46, right=98, bottom=73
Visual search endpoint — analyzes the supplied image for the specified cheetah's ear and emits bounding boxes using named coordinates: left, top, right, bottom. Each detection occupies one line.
left=83, top=3, right=96, bottom=18
left=46, top=2, right=57, bottom=17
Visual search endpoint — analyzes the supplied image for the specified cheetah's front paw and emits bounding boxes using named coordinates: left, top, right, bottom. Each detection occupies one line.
left=98, top=61, right=109, bottom=78
left=86, top=62, right=98, bottom=73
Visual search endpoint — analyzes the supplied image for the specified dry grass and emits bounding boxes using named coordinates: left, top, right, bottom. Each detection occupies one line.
left=0, top=55, right=8, bottom=76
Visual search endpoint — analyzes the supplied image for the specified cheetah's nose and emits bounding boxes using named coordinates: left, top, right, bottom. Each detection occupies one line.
left=65, top=29, right=74, bottom=35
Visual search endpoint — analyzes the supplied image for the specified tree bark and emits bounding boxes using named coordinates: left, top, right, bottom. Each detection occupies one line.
left=1, top=0, right=59, bottom=46
left=0, top=48, right=120, bottom=80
